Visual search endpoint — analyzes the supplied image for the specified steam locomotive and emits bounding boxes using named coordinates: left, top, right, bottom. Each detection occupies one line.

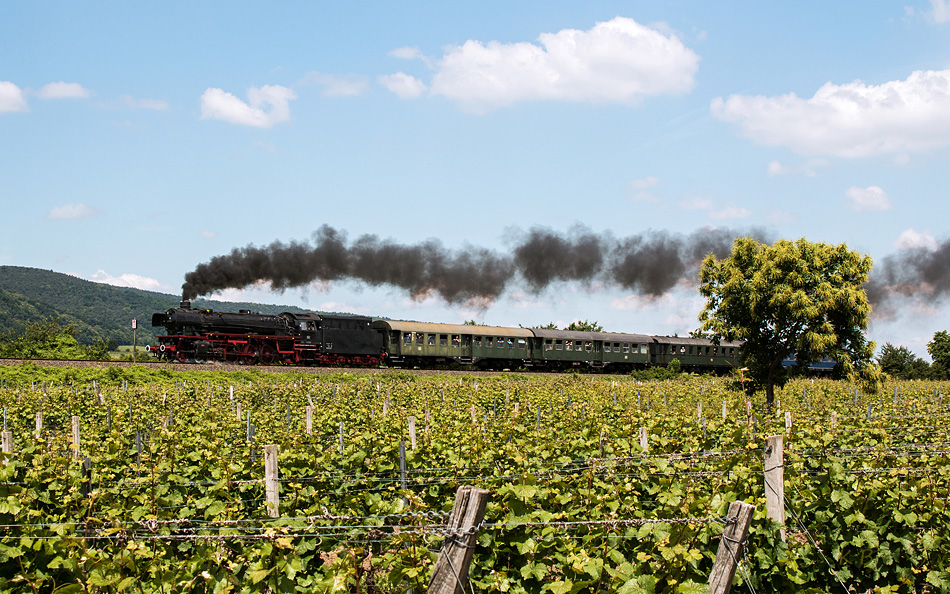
left=148, top=301, right=743, bottom=372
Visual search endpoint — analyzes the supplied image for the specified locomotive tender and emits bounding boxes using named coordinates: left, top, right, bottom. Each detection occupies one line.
left=149, top=301, right=742, bottom=372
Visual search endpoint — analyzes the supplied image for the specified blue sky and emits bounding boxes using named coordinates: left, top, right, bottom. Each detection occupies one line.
left=2, top=1, right=949, bottom=358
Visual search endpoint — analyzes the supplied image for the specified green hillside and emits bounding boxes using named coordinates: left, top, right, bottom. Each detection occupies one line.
left=0, top=266, right=312, bottom=346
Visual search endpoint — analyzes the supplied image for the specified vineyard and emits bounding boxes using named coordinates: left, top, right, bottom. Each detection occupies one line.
left=0, top=363, right=947, bottom=593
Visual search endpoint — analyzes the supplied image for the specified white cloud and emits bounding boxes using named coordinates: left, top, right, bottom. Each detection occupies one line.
left=630, top=176, right=658, bottom=190
left=627, top=176, right=660, bottom=202
left=47, top=203, right=100, bottom=220
left=378, top=72, right=427, bottom=99
left=0, top=81, right=28, bottom=113
left=712, top=69, right=950, bottom=157
left=389, top=46, right=435, bottom=69
left=297, top=72, right=369, bottom=97
left=930, top=0, right=950, bottom=22
left=679, top=195, right=714, bottom=211
left=89, top=270, right=169, bottom=292
left=37, top=82, right=90, bottom=99
left=767, top=158, right=828, bottom=177
left=200, top=230, right=217, bottom=238
left=430, top=16, right=699, bottom=111
left=200, top=85, right=296, bottom=128
left=390, top=46, right=425, bottom=60
left=845, top=185, right=891, bottom=211
left=709, top=202, right=752, bottom=220
left=894, top=228, right=938, bottom=250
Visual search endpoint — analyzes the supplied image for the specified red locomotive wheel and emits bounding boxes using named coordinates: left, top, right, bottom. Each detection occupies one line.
left=260, top=345, right=276, bottom=365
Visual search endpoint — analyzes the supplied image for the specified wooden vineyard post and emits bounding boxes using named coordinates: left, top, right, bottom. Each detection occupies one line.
left=306, top=405, right=313, bottom=436
left=708, top=500, right=755, bottom=594
left=639, top=427, right=649, bottom=452
left=71, top=416, right=80, bottom=458
left=1, top=431, right=11, bottom=465
left=428, top=486, right=490, bottom=594
left=408, top=416, right=417, bottom=450
left=264, top=444, right=279, bottom=518
left=35, top=410, right=42, bottom=439
left=764, top=434, right=785, bottom=541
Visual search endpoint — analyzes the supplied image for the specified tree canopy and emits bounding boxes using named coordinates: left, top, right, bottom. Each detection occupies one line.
left=927, top=330, right=950, bottom=379
left=698, top=237, right=880, bottom=405
left=0, top=317, right=111, bottom=360
left=537, top=320, right=605, bottom=332
left=877, top=343, right=933, bottom=380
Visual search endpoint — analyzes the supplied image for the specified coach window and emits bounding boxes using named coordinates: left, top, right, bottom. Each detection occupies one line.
left=622, top=343, right=630, bottom=353
left=415, top=333, right=424, bottom=346
left=403, top=332, right=412, bottom=345
left=474, top=336, right=482, bottom=348
left=545, top=339, right=553, bottom=351
left=517, top=338, right=526, bottom=349
left=496, top=337, right=505, bottom=348
left=428, top=334, right=436, bottom=346
left=484, top=336, right=492, bottom=348
left=604, top=342, right=611, bottom=352
left=452, top=335, right=460, bottom=347
left=440, top=334, right=448, bottom=347
left=585, top=341, right=593, bottom=352
left=555, top=340, right=563, bottom=351
left=640, top=344, right=648, bottom=354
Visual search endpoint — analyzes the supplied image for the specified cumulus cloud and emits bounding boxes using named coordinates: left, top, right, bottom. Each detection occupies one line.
left=200, top=230, right=217, bottom=238
left=378, top=72, right=428, bottom=99
left=200, top=85, right=296, bottom=128
left=429, top=16, right=699, bottom=111
left=89, top=270, right=168, bottom=292
left=47, top=203, right=100, bottom=220
left=37, top=82, right=90, bottom=99
left=0, top=82, right=28, bottom=113
left=845, top=185, right=891, bottom=211
left=895, top=228, right=939, bottom=250
left=297, top=72, right=369, bottom=97
left=712, top=69, right=950, bottom=157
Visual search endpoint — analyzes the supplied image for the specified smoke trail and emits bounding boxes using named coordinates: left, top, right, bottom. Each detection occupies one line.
left=865, top=239, right=950, bottom=316
left=180, top=224, right=774, bottom=304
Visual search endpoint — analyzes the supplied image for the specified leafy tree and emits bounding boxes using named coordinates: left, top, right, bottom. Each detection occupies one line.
left=565, top=319, right=604, bottom=332
left=927, top=331, right=950, bottom=379
left=537, top=322, right=559, bottom=330
left=463, top=320, right=486, bottom=326
left=698, top=237, right=879, bottom=406
left=0, top=317, right=111, bottom=360
left=878, top=343, right=932, bottom=380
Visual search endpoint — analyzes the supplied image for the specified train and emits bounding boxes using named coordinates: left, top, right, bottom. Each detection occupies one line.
left=148, top=300, right=744, bottom=373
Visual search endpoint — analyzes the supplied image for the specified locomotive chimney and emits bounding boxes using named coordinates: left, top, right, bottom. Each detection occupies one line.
left=180, top=299, right=192, bottom=309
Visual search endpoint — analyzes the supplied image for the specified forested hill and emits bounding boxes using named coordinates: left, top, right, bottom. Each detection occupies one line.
left=0, top=266, right=311, bottom=346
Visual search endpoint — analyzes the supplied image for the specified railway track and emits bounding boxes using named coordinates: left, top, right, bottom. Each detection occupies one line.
left=0, top=357, right=579, bottom=377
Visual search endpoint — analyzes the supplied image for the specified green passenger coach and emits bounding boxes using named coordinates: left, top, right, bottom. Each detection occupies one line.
left=371, top=320, right=534, bottom=369
left=529, top=329, right=653, bottom=371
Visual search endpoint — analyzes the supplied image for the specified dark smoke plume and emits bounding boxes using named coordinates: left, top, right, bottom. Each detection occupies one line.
left=181, top=224, right=773, bottom=305
left=865, top=239, right=950, bottom=316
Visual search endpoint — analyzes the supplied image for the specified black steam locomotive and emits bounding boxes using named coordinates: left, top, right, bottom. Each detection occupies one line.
left=148, top=301, right=384, bottom=366
left=149, top=301, right=744, bottom=372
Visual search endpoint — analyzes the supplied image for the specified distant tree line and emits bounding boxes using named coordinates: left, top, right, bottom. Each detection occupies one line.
left=877, top=331, right=950, bottom=380
left=0, top=317, right=113, bottom=360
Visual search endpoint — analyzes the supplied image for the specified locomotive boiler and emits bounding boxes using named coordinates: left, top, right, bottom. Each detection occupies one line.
left=148, top=301, right=384, bottom=365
